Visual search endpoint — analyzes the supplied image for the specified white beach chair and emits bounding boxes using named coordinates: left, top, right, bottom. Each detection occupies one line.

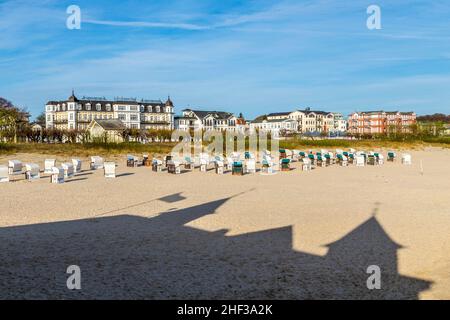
left=167, top=160, right=181, bottom=174
left=231, top=152, right=241, bottom=162
left=285, top=149, right=293, bottom=160
left=104, top=162, right=116, bottom=178
left=292, top=150, right=301, bottom=162
left=183, top=156, right=194, bottom=170
left=340, top=155, right=348, bottom=167
left=225, top=157, right=233, bottom=171
left=8, top=160, right=23, bottom=175
left=199, top=158, right=208, bottom=172
left=90, top=156, right=104, bottom=170
left=261, top=154, right=274, bottom=174
left=72, top=159, right=82, bottom=173
left=51, top=167, right=65, bottom=184
left=402, top=154, right=412, bottom=165
left=152, top=159, right=163, bottom=172
left=25, top=164, right=40, bottom=181
left=215, top=158, right=224, bottom=174
left=302, top=158, right=312, bottom=171
left=62, top=163, right=75, bottom=179
left=44, top=159, right=56, bottom=174
left=0, top=165, right=10, bottom=183
left=378, top=154, right=384, bottom=165
left=356, top=155, right=365, bottom=167
left=245, top=159, right=256, bottom=174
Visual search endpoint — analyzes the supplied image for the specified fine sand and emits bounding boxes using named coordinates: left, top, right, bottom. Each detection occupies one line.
left=0, top=148, right=449, bottom=299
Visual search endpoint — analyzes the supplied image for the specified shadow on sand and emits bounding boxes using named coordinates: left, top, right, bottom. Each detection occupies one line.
left=0, top=194, right=432, bottom=299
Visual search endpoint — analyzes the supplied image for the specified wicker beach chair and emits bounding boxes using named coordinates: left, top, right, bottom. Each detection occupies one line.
left=280, top=158, right=291, bottom=171
left=184, top=156, right=194, bottom=170
left=348, top=153, right=355, bottom=164
left=51, top=167, right=65, bottom=184
left=62, top=163, right=75, bottom=178
left=90, top=156, right=104, bottom=170
left=402, top=154, right=412, bottom=165
left=152, top=159, right=163, bottom=172
left=388, top=152, right=396, bottom=162
left=127, top=155, right=139, bottom=168
left=302, top=158, right=312, bottom=171
left=285, top=149, right=293, bottom=160
left=142, top=154, right=151, bottom=167
left=308, top=153, right=316, bottom=166
left=8, top=160, right=23, bottom=175
left=232, top=161, right=244, bottom=176
left=0, top=165, right=9, bottom=183
left=215, top=158, right=225, bottom=174
left=25, top=164, right=40, bottom=181
left=44, top=159, right=56, bottom=174
left=72, top=159, right=82, bottom=173
left=316, top=155, right=325, bottom=167
left=261, top=157, right=274, bottom=174
left=245, top=158, right=256, bottom=174
left=104, top=162, right=116, bottom=178
left=356, top=155, right=365, bottom=167
left=167, top=160, right=182, bottom=174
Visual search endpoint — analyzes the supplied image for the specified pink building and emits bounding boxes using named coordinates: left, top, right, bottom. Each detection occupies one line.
left=348, top=111, right=416, bottom=135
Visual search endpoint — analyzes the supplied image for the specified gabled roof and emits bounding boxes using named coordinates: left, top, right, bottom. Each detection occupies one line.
left=91, top=119, right=126, bottom=131
left=251, top=118, right=296, bottom=124
left=267, top=112, right=291, bottom=117
left=182, top=109, right=235, bottom=120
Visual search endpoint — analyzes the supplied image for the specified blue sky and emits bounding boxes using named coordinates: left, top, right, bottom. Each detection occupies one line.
left=1, top=0, right=450, bottom=119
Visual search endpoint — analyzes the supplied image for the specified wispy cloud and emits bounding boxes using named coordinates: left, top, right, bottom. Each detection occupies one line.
left=83, top=19, right=210, bottom=30
left=1, top=0, right=450, bottom=118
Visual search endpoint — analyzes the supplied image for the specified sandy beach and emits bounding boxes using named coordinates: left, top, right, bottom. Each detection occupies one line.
left=0, top=147, right=449, bottom=299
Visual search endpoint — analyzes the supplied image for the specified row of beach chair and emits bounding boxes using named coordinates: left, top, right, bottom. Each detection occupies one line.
left=146, top=148, right=413, bottom=175
left=0, top=156, right=119, bottom=184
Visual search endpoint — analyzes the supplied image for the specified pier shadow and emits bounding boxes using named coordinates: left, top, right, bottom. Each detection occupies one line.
left=0, top=196, right=432, bottom=299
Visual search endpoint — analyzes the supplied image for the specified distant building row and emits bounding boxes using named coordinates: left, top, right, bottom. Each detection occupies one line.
left=45, top=92, right=416, bottom=135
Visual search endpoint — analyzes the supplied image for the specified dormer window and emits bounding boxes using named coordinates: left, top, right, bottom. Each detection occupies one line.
left=86, top=103, right=91, bottom=111
left=156, top=106, right=160, bottom=113
left=148, top=106, right=152, bottom=112
left=106, top=104, right=111, bottom=111
left=96, top=103, right=101, bottom=111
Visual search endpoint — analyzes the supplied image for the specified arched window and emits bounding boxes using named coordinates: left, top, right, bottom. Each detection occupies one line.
left=148, top=106, right=152, bottom=112
left=155, top=106, right=160, bottom=113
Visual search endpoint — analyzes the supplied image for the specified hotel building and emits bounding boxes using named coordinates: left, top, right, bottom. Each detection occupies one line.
left=347, top=111, right=416, bottom=135
left=45, top=91, right=175, bottom=131
left=251, top=109, right=346, bottom=134
left=175, top=109, right=243, bottom=131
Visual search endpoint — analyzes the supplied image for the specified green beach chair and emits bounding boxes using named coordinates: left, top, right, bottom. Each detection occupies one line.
left=232, top=161, right=244, bottom=176
left=281, top=158, right=291, bottom=171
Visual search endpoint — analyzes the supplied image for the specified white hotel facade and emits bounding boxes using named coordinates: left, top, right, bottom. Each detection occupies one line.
left=45, top=91, right=175, bottom=131
left=250, top=108, right=347, bottom=134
